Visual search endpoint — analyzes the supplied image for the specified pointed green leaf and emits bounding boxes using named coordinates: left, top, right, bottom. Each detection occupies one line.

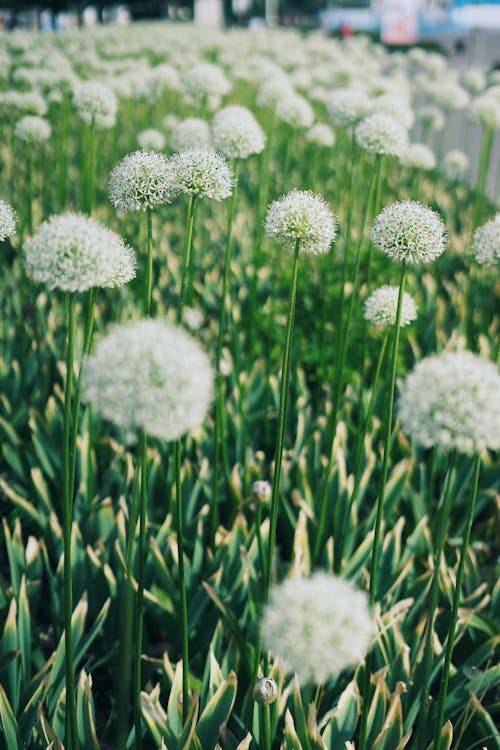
left=195, top=672, right=237, bottom=750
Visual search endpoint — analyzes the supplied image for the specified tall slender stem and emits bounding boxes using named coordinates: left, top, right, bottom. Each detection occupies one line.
left=472, top=128, right=493, bottom=231
left=134, top=431, right=148, bottom=750
left=415, top=451, right=457, bottom=749
left=174, top=439, right=190, bottom=722
left=26, top=143, right=33, bottom=236
left=432, top=454, right=482, bottom=750
left=84, top=121, right=96, bottom=215
left=177, top=195, right=197, bottom=323
left=358, top=264, right=407, bottom=750
left=58, top=92, right=70, bottom=211
left=63, top=293, right=79, bottom=750
left=144, top=208, right=153, bottom=317
left=335, top=332, right=389, bottom=571
left=265, top=238, right=301, bottom=599
left=211, top=164, right=239, bottom=543
left=313, top=154, right=383, bottom=563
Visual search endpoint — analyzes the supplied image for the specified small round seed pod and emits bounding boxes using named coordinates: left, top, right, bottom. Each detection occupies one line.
left=253, top=677, right=278, bottom=705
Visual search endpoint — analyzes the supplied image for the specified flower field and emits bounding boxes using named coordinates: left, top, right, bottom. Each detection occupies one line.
left=0, top=22, right=499, bottom=750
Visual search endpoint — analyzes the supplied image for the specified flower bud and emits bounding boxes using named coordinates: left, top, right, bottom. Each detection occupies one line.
left=251, top=480, right=271, bottom=503
left=253, top=677, right=278, bottom=705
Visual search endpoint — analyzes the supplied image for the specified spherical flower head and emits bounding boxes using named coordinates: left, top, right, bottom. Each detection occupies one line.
left=462, top=69, right=486, bottom=94
left=23, top=213, right=136, bottom=292
left=251, top=480, right=272, bottom=503
left=211, top=105, right=266, bottom=160
left=275, top=94, right=314, bottom=130
left=427, top=80, right=469, bottom=110
left=73, top=81, right=117, bottom=129
left=355, top=113, right=408, bottom=156
left=14, top=115, right=51, bottom=144
left=108, top=150, right=177, bottom=213
left=326, top=88, right=370, bottom=128
left=261, top=572, right=374, bottom=684
left=168, top=147, right=234, bottom=201
left=400, top=143, right=436, bottom=171
left=83, top=319, right=214, bottom=444
left=257, top=78, right=294, bottom=109
left=370, top=95, right=415, bottom=129
left=364, top=285, right=417, bottom=327
left=370, top=201, right=447, bottom=264
left=0, top=197, right=16, bottom=241
left=417, top=104, right=445, bottom=131
left=443, top=149, right=469, bottom=180
left=137, top=128, right=166, bottom=152
left=398, top=351, right=500, bottom=454
left=264, top=190, right=338, bottom=255
left=468, top=94, right=500, bottom=130
left=171, top=118, right=210, bottom=152
left=305, top=123, right=335, bottom=148
left=472, top=218, right=500, bottom=267
left=253, top=678, right=278, bottom=705
left=184, top=63, right=231, bottom=107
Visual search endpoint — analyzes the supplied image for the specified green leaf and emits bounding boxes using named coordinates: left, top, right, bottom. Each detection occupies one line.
left=18, top=680, right=48, bottom=747
left=0, top=684, right=21, bottom=750
left=321, top=680, right=360, bottom=748
left=17, top=576, right=31, bottom=687
left=76, top=671, right=100, bottom=750
left=195, top=672, right=237, bottom=750
left=284, top=709, right=304, bottom=750
left=0, top=599, right=19, bottom=713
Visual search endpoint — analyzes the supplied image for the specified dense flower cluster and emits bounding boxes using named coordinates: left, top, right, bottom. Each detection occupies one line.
left=261, top=572, right=374, bottom=684
left=108, top=150, right=176, bottom=212
left=400, top=143, right=436, bottom=170
left=326, top=88, right=370, bottom=128
left=370, top=201, right=447, bottom=263
left=472, top=217, right=500, bottom=267
left=23, top=213, right=136, bottom=292
left=275, top=94, right=314, bottom=129
left=305, top=123, right=335, bottom=147
left=73, top=81, right=117, bottom=128
left=83, top=319, right=213, bottom=443
left=355, top=113, right=408, bottom=156
left=264, top=190, right=338, bottom=255
left=211, top=105, right=265, bottom=159
left=0, top=197, right=16, bottom=241
left=398, top=351, right=500, bottom=454
left=364, top=285, right=417, bottom=327
left=14, top=115, right=51, bottom=143
left=168, top=147, right=234, bottom=200
left=443, top=149, right=469, bottom=180
left=137, top=128, right=166, bottom=151
left=171, top=118, right=210, bottom=151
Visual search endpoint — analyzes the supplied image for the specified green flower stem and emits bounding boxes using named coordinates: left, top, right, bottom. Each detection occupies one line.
left=134, top=430, right=148, bottom=750
left=432, top=454, right=482, bottom=750
left=335, top=332, right=389, bottom=572
left=83, top=121, right=96, bottom=215
left=261, top=703, right=271, bottom=750
left=58, top=92, right=71, bottom=211
left=358, top=263, right=407, bottom=750
left=313, top=153, right=383, bottom=564
left=26, top=142, right=33, bottom=236
left=415, top=450, right=457, bottom=749
left=472, top=128, right=493, bottom=231
left=265, top=238, right=301, bottom=599
left=177, top=195, right=197, bottom=324
left=144, top=208, right=153, bottom=317
left=174, top=438, right=190, bottom=723
left=62, top=293, right=79, bottom=750
left=211, top=163, right=239, bottom=543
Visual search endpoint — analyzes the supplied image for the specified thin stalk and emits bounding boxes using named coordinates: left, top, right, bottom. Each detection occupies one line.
left=177, top=195, right=197, bottom=323
left=432, top=454, right=482, bottom=750
left=174, top=439, right=189, bottom=722
left=84, top=121, right=96, bottom=215
left=335, top=332, right=389, bottom=571
left=414, top=450, right=457, bottom=749
left=261, top=703, right=271, bottom=750
left=211, top=164, right=239, bottom=542
left=313, top=154, right=382, bottom=564
left=134, top=431, right=148, bottom=750
left=265, top=238, right=301, bottom=599
left=26, top=143, right=33, bottom=236
left=144, top=208, right=153, bottom=316
left=58, top=92, right=70, bottom=210
left=62, top=293, right=79, bottom=750
left=358, top=264, right=407, bottom=750
left=472, top=128, right=493, bottom=231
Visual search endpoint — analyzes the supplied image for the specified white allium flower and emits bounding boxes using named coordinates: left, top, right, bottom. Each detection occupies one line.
left=416, top=105, right=445, bottom=131
left=398, top=351, right=500, bottom=454
left=370, top=95, right=415, bottom=129
left=83, top=319, right=213, bottom=443
left=168, top=147, right=234, bottom=201
left=326, top=88, right=370, bottom=128
left=371, top=201, right=447, bottom=264
left=275, top=94, right=314, bottom=130
left=400, top=143, right=436, bottom=170
left=257, top=78, right=294, bottom=109
left=305, top=123, right=335, bottom=147
left=0, top=197, right=16, bottom=241
left=211, top=105, right=265, bottom=159
left=23, top=213, right=136, bottom=292
left=108, top=150, right=177, bottom=213
left=472, top=218, right=500, bottom=267
left=468, top=94, right=500, bottom=130
left=14, top=115, right=51, bottom=143
left=171, top=118, right=210, bottom=152
left=137, top=128, right=166, bottom=152
left=427, top=80, right=469, bottom=110
left=462, top=69, right=487, bottom=94
left=363, top=285, right=417, bottom=327
left=355, top=113, right=408, bottom=156
left=442, top=149, right=469, bottom=180
left=73, top=81, right=117, bottom=128
left=184, top=63, right=231, bottom=107
left=162, top=114, right=180, bottom=133
left=0, top=90, right=47, bottom=115
left=264, top=190, right=338, bottom=255
left=261, top=572, right=374, bottom=684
